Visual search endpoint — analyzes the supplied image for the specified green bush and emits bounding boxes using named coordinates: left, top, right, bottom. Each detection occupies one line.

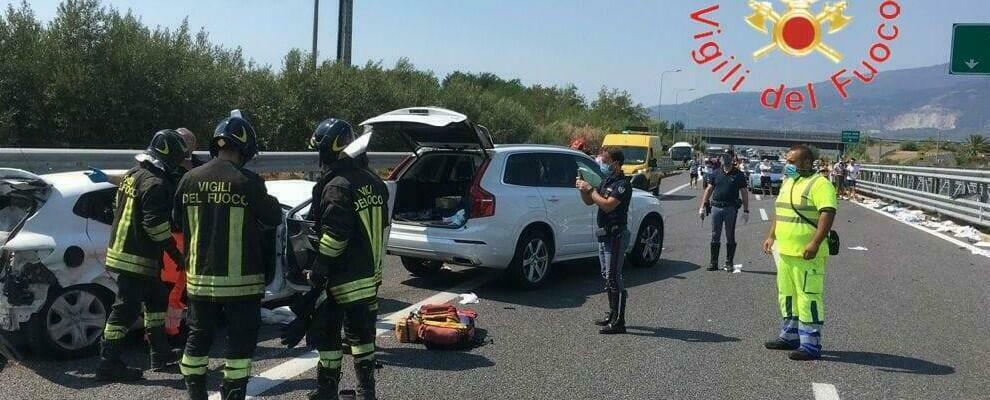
left=899, top=141, right=919, bottom=151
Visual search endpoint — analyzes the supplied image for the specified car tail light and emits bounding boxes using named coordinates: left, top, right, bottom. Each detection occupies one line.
left=386, top=155, right=415, bottom=181
left=469, top=160, right=495, bottom=219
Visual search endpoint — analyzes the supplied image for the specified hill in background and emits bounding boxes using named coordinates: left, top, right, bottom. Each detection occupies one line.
left=654, top=64, right=990, bottom=140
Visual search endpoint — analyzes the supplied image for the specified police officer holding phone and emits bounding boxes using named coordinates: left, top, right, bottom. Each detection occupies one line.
left=576, top=147, right=632, bottom=335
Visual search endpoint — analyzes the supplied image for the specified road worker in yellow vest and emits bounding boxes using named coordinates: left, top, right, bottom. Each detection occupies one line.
left=762, top=144, right=837, bottom=361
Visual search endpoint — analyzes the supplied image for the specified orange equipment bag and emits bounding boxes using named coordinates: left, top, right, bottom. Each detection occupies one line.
left=395, top=304, right=478, bottom=349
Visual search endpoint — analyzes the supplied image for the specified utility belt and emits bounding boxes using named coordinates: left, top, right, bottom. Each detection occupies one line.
left=710, top=201, right=740, bottom=209
left=596, top=224, right=627, bottom=242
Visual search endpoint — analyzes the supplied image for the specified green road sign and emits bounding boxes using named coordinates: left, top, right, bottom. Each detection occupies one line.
left=950, top=24, right=990, bottom=75
left=841, top=130, right=860, bottom=144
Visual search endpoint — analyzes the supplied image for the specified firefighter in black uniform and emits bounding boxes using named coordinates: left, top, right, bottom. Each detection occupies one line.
left=98, top=130, right=187, bottom=381
left=305, top=118, right=389, bottom=400
left=576, top=147, right=633, bottom=335
left=175, top=115, right=282, bottom=400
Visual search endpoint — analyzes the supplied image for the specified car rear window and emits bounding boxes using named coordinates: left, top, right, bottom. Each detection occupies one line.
left=73, top=188, right=117, bottom=225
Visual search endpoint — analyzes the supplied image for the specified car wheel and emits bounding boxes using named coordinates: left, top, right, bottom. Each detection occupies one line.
left=630, top=215, right=664, bottom=268
left=507, top=229, right=553, bottom=289
left=27, top=285, right=113, bottom=359
left=400, top=257, right=444, bottom=277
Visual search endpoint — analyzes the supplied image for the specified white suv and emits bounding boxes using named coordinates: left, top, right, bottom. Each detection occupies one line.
left=362, top=107, right=665, bottom=288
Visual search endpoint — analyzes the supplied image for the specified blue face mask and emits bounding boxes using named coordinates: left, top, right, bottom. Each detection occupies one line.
left=784, top=163, right=800, bottom=179
left=599, top=161, right=612, bottom=175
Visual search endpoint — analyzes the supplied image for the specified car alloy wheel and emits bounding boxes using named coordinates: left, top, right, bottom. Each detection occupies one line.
left=46, top=288, right=108, bottom=351
left=521, top=238, right=549, bottom=283
left=640, top=224, right=661, bottom=263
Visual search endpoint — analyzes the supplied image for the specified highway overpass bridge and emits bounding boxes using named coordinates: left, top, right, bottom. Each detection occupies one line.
left=688, top=127, right=847, bottom=151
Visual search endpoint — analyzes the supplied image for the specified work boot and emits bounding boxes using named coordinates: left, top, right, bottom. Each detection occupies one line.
left=147, top=327, right=181, bottom=372
left=96, top=338, right=143, bottom=382
left=707, top=242, right=720, bottom=271
left=308, top=366, right=341, bottom=400
left=184, top=374, right=208, bottom=400
left=599, top=290, right=626, bottom=335
left=788, top=349, right=821, bottom=361
left=354, top=359, right=377, bottom=400
left=221, top=378, right=249, bottom=400
left=723, top=243, right=737, bottom=272
left=594, top=311, right=613, bottom=326
left=764, top=338, right=799, bottom=351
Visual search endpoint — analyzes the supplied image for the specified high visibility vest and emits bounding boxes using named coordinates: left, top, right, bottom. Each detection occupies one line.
left=773, top=175, right=837, bottom=258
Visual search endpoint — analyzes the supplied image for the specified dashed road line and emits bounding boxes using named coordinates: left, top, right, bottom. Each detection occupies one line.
left=755, top=194, right=762, bottom=201
left=210, top=274, right=494, bottom=400
left=662, top=183, right=690, bottom=197
left=759, top=208, right=769, bottom=221
left=812, top=383, right=841, bottom=400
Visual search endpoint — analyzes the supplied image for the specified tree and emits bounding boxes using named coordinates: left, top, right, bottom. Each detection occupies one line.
left=964, top=134, right=989, bottom=155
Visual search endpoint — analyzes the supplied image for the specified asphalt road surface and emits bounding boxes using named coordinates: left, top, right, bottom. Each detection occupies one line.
left=2, top=173, right=988, bottom=400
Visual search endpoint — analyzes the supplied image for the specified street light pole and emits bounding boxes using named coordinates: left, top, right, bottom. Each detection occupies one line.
left=311, top=0, right=319, bottom=68
left=658, top=69, right=682, bottom=135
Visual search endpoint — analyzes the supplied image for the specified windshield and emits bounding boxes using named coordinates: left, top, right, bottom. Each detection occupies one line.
left=670, top=146, right=692, bottom=160
left=617, top=147, right=648, bottom=164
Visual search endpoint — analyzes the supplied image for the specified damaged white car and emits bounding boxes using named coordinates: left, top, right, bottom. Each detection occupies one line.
left=0, top=168, right=313, bottom=358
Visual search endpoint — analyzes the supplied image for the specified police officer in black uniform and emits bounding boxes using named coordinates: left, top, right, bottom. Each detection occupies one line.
left=576, top=147, right=633, bottom=335
left=98, top=130, right=187, bottom=381
left=175, top=114, right=282, bottom=400
left=305, top=119, right=389, bottom=400
left=699, top=152, right=750, bottom=271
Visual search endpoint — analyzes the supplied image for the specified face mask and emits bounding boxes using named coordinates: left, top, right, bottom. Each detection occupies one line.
left=599, top=161, right=612, bottom=175
left=784, top=163, right=800, bottom=179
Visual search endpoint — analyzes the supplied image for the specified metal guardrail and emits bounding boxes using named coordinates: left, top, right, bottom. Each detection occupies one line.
left=0, top=148, right=409, bottom=175
left=857, top=164, right=990, bottom=228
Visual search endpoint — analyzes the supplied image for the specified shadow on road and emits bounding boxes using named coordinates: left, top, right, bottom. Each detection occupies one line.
left=660, top=194, right=696, bottom=201
left=475, top=258, right=700, bottom=310
left=820, top=351, right=955, bottom=375
left=740, top=270, right=776, bottom=276
left=399, top=268, right=485, bottom=291
left=625, top=326, right=741, bottom=343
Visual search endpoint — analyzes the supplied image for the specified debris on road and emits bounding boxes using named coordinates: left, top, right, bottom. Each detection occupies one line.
left=458, top=292, right=480, bottom=305
left=732, top=264, right=742, bottom=274
left=848, top=246, right=869, bottom=251
left=260, top=306, right=297, bottom=325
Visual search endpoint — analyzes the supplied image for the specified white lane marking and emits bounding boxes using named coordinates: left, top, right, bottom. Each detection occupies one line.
left=755, top=194, right=762, bottom=201
left=852, top=200, right=990, bottom=257
left=812, top=383, right=841, bottom=400
left=759, top=208, right=769, bottom=221
left=662, top=183, right=690, bottom=196
left=221, top=273, right=494, bottom=400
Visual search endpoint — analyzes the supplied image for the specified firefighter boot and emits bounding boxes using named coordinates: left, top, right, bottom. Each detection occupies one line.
left=96, top=338, right=143, bottom=382
left=184, top=374, right=208, bottom=400
left=148, top=327, right=180, bottom=372
left=599, top=290, right=626, bottom=335
left=221, top=378, right=249, bottom=400
left=308, top=366, right=341, bottom=400
left=354, top=359, right=377, bottom=400
left=707, top=242, right=720, bottom=271
left=724, top=243, right=737, bottom=272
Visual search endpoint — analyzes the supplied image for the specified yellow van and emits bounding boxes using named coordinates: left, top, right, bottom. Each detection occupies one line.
left=601, top=131, right=664, bottom=195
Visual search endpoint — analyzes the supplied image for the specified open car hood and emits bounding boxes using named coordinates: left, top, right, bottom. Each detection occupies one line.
left=359, top=107, right=494, bottom=152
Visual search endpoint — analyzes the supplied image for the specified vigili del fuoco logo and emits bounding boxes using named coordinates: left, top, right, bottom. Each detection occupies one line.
left=690, top=0, right=903, bottom=112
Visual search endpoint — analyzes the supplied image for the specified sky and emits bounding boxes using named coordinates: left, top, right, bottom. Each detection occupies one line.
left=8, top=0, right=990, bottom=107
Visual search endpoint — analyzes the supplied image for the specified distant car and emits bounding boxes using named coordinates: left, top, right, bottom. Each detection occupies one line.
left=0, top=168, right=312, bottom=358
left=749, top=162, right=784, bottom=193
left=317, top=107, right=665, bottom=289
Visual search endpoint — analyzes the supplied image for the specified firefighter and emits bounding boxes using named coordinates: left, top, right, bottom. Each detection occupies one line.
left=97, top=129, right=187, bottom=381
left=175, top=114, right=282, bottom=400
left=305, top=118, right=389, bottom=400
